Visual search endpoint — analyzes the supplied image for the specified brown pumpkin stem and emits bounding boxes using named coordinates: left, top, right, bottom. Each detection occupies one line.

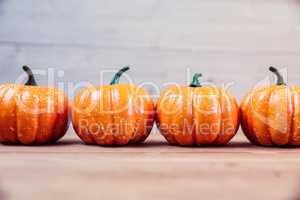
left=189, top=73, right=202, bottom=87
left=269, top=66, right=286, bottom=85
left=23, top=65, right=37, bottom=86
left=110, top=66, right=130, bottom=85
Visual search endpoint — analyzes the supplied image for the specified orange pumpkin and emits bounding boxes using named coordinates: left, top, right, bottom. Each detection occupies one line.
left=156, top=73, right=239, bottom=146
left=72, top=66, right=155, bottom=145
left=241, top=67, right=300, bottom=146
left=0, top=66, right=69, bottom=145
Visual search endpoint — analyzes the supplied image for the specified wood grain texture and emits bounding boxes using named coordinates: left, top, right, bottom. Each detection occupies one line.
left=1, top=130, right=300, bottom=200
left=0, top=0, right=300, bottom=99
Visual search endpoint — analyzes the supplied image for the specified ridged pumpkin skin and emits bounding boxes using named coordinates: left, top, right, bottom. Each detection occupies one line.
left=240, top=67, right=300, bottom=146
left=72, top=67, right=155, bottom=146
left=156, top=85, right=239, bottom=146
left=241, top=85, right=300, bottom=146
left=0, top=84, right=69, bottom=145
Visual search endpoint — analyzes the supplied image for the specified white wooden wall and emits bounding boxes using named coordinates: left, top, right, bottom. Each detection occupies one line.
left=0, top=0, right=300, bottom=99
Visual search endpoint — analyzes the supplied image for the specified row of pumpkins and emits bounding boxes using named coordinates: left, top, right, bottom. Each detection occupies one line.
left=0, top=66, right=298, bottom=147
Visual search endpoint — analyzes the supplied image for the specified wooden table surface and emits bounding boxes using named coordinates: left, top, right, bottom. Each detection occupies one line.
left=0, top=130, right=300, bottom=200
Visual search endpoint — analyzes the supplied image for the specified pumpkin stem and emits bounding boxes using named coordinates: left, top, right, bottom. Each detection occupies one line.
left=23, top=65, right=37, bottom=86
left=110, top=66, right=130, bottom=85
left=189, top=73, right=202, bottom=87
left=269, top=66, right=286, bottom=85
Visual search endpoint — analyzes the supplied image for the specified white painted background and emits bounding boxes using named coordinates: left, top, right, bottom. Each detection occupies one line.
left=0, top=0, right=300, bottom=100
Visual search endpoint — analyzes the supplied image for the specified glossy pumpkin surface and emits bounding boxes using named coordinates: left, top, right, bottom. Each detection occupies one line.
left=72, top=67, right=155, bottom=145
left=241, top=67, right=300, bottom=146
left=156, top=73, right=239, bottom=146
left=0, top=66, right=69, bottom=145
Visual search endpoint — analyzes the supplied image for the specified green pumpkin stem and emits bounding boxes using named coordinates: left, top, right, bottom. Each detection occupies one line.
left=189, top=73, right=202, bottom=87
left=269, top=66, right=286, bottom=85
left=23, top=65, right=37, bottom=86
left=110, top=66, right=130, bottom=85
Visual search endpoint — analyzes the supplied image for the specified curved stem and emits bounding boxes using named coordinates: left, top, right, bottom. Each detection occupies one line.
left=23, top=65, right=37, bottom=86
left=269, top=66, right=286, bottom=85
left=110, top=66, right=130, bottom=85
left=189, top=73, right=202, bottom=87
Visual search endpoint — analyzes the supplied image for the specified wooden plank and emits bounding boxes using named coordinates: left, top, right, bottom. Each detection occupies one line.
left=1, top=45, right=300, bottom=100
left=0, top=130, right=300, bottom=200
left=0, top=0, right=299, bottom=52
left=0, top=0, right=299, bottom=100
